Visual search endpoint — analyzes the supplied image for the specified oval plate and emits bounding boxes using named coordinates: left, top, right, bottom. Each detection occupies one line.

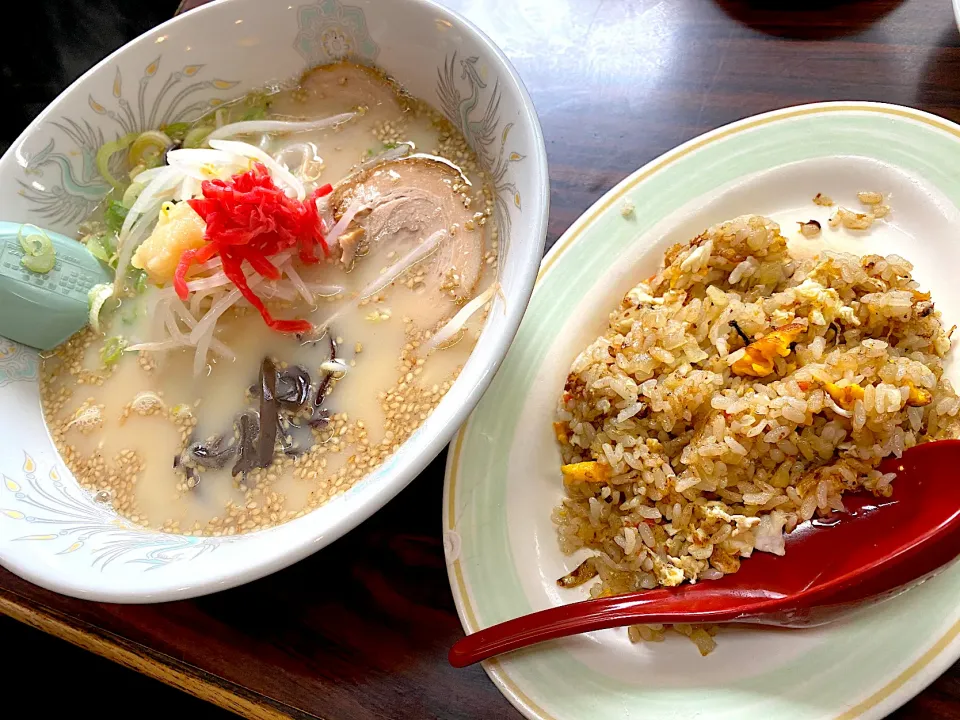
left=443, top=102, right=960, bottom=720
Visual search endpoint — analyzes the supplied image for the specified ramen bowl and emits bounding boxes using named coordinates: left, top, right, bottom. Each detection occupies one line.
left=0, top=0, right=548, bottom=602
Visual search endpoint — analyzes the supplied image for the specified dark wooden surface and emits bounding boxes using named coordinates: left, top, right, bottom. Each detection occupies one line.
left=3, top=0, right=960, bottom=717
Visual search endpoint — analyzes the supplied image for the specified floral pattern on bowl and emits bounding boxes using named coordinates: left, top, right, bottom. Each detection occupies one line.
left=18, top=60, right=238, bottom=229
left=437, top=52, right=525, bottom=245
left=2, top=454, right=228, bottom=569
left=0, top=0, right=548, bottom=602
left=0, top=339, right=37, bottom=387
left=295, top=0, right=380, bottom=66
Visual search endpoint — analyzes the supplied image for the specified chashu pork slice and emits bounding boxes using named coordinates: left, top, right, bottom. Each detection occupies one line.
left=290, top=61, right=404, bottom=117
left=331, top=156, right=485, bottom=301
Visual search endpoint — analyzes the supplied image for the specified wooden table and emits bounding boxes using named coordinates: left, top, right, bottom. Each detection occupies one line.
left=3, top=0, right=960, bottom=717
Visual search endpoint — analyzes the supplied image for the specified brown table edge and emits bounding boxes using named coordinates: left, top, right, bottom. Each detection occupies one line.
left=0, top=588, right=308, bottom=720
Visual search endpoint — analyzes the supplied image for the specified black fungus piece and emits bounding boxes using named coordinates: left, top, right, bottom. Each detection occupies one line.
left=232, top=411, right=262, bottom=477
left=188, top=435, right=235, bottom=469
left=314, top=374, right=332, bottom=408
left=294, top=328, right=337, bottom=425
left=257, top=357, right=280, bottom=467
left=174, top=434, right=235, bottom=476
left=276, top=365, right=311, bottom=410
left=308, top=407, right=331, bottom=429
left=277, top=414, right=308, bottom=456
left=277, top=414, right=297, bottom=455
left=184, top=466, right=200, bottom=490
left=173, top=453, right=200, bottom=490
left=309, top=333, right=337, bottom=426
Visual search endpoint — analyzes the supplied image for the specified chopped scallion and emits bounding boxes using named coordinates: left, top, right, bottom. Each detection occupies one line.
left=21, top=253, right=56, bottom=273
left=161, top=122, right=192, bottom=143
left=128, top=130, right=173, bottom=168
left=17, top=224, right=56, bottom=274
left=240, top=106, right=268, bottom=121
left=183, top=126, right=213, bottom=149
left=133, top=269, right=148, bottom=294
left=100, top=336, right=127, bottom=366
left=121, top=181, right=145, bottom=208
left=88, top=283, right=115, bottom=333
left=104, top=200, right=129, bottom=234
left=84, top=233, right=114, bottom=266
left=96, top=132, right=139, bottom=190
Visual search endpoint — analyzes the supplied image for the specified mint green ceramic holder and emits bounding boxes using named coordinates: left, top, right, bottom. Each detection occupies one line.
left=0, top=221, right=112, bottom=351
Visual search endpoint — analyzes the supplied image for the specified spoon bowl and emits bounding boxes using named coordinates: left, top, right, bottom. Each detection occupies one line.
left=449, top=439, right=960, bottom=668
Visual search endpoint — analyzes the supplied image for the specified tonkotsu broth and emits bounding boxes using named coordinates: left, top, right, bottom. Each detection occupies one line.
left=39, top=62, right=498, bottom=535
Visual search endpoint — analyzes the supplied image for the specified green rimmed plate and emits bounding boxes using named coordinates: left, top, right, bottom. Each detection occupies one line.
left=443, top=102, right=960, bottom=720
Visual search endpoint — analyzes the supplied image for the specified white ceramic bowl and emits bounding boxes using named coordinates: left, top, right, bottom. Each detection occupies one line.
left=0, top=0, right=548, bottom=602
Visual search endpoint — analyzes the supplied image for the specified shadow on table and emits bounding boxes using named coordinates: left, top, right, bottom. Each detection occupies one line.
left=712, top=0, right=906, bottom=40
left=190, top=451, right=463, bottom=676
left=6, top=616, right=237, bottom=719
left=915, top=27, right=960, bottom=124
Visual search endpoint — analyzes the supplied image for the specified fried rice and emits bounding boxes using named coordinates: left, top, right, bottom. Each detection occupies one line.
left=552, top=214, right=960, bottom=654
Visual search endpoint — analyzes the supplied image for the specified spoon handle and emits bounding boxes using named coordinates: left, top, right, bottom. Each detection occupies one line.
left=0, top=221, right=112, bottom=350
left=448, top=588, right=780, bottom=668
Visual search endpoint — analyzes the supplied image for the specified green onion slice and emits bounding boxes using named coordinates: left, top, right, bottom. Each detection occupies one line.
left=18, top=224, right=56, bottom=274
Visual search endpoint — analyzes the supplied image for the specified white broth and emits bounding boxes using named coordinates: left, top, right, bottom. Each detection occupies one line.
left=40, top=62, right=497, bottom=536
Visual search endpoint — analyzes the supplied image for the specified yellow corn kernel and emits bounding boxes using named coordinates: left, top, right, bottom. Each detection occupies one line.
left=731, top=323, right=805, bottom=378
left=825, top=382, right=865, bottom=410
left=561, top=461, right=611, bottom=486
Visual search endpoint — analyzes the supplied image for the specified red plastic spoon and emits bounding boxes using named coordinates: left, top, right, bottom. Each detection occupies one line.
left=449, top=440, right=960, bottom=668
